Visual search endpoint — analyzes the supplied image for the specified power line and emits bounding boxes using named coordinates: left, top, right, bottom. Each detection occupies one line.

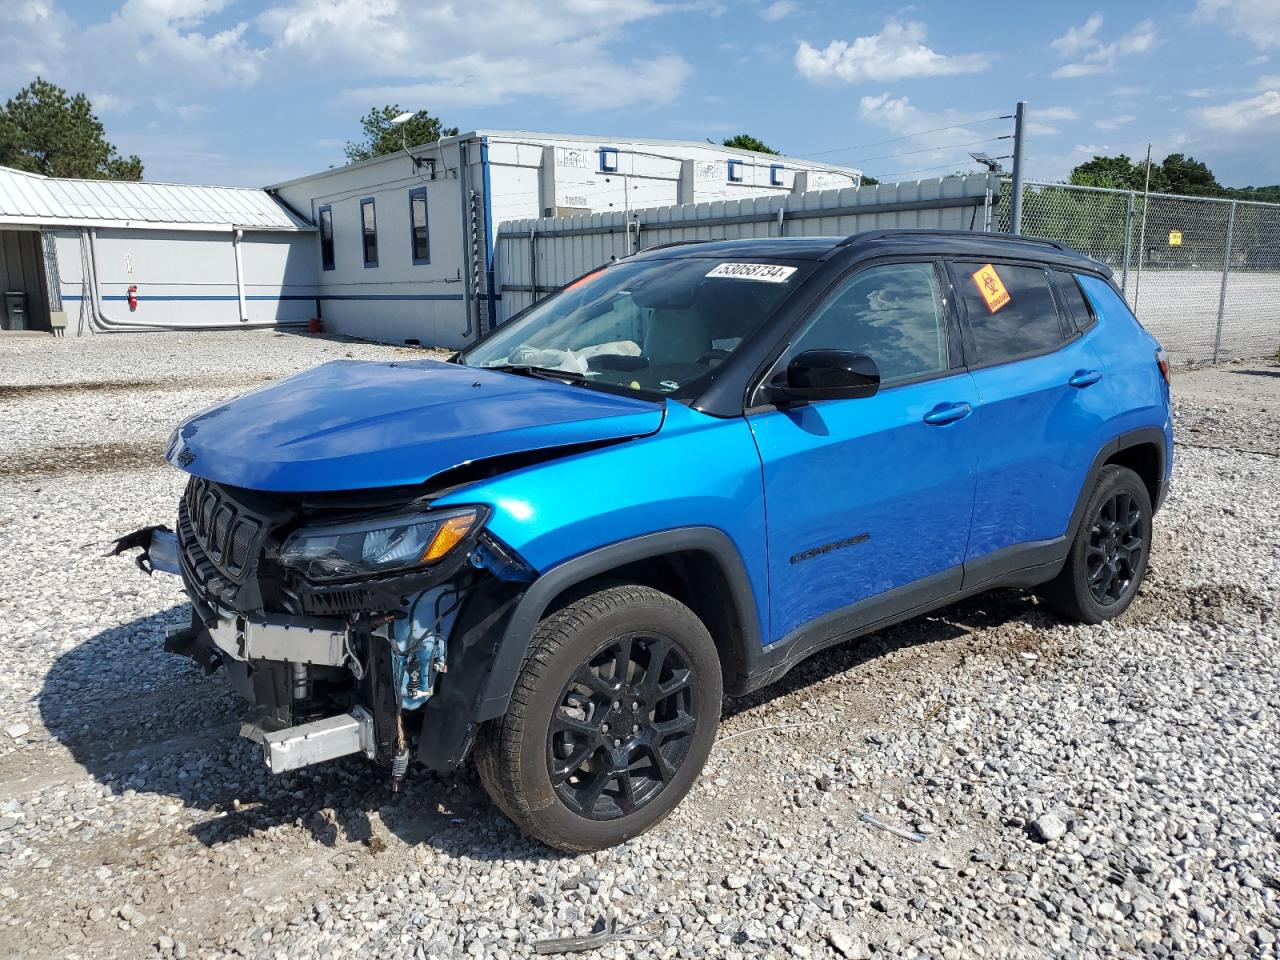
left=870, top=160, right=989, bottom=181
left=796, top=115, right=1013, bottom=159
left=844, top=135, right=1012, bottom=167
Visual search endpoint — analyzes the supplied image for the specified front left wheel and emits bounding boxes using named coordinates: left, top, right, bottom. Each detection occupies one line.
left=475, top=583, right=722, bottom=852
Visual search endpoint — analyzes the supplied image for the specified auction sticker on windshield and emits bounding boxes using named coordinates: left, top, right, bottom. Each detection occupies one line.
left=706, top=262, right=798, bottom=283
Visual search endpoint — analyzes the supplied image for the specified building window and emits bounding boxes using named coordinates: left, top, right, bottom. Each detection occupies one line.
left=770, top=163, right=784, bottom=187
left=727, top=159, right=744, bottom=183
left=408, top=188, right=430, bottom=265
left=599, top=147, right=619, bottom=173
left=318, top=205, right=335, bottom=271
left=360, top=198, right=378, bottom=268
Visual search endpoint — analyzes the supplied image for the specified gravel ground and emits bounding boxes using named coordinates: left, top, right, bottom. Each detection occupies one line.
left=0, top=331, right=1277, bottom=960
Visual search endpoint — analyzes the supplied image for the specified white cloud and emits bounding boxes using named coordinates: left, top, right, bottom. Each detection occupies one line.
left=1026, top=106, right=1078, bottom=136
left=759, top=0, right=796, bottom=21
left=1184, top=88, right=1215, bottom=98
left=1050, top=14, right=1103, bottom=56
left=88, top=91, right=133, bottom=113
left=257, top=0, right=690, bottom=110
left=1038, top=106, right=1080, bottom=121
left=0, top=0, right=265, bottom=93
left=795, top=20, right=990, bottom=84
left=1094, top=114, right=1135, bottom=131
left=1195, top=89, right=1280, bottom=131
left=1257, top=74, right=1280, bottom=89
left=1195, top=0, right=1280, bottom=50
left=1052, top=18, right=1157, bottom=79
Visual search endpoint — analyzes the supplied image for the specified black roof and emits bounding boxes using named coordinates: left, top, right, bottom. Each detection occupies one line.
left=633, top=229, right=1110, bottom=277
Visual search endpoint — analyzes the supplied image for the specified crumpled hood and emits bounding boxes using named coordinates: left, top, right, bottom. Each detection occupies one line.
left=168, top=358, right=665, bottom=492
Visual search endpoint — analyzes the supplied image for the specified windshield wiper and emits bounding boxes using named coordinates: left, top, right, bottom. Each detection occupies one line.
left=484, top=364, right=589, bottom=385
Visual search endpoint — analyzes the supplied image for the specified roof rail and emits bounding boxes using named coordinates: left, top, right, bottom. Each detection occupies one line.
left=837, top=228, right=1069, bottom=252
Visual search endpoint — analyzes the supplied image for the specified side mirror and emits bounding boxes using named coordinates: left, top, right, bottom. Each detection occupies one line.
left=775, top=349, right=880, bottom=402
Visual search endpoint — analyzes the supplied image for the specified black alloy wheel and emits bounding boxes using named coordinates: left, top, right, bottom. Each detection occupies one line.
left=1039, top=464, right=1154, bottom=624
left=1086, top=490, right=1146, bottom=605
left=474, top=583, right=722, bottom=852
left=547, top=631, right=698, bottom=820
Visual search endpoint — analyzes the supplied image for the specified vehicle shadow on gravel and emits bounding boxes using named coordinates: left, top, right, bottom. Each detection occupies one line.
left=39, top=606, right=563, bottom=864
left=722, top=587, right=1055, bottom=721
left=40, top=587, right=1094, bottom=861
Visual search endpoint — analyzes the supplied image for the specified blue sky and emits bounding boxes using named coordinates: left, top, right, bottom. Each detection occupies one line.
left=2, top=0, right=1278, bottom=188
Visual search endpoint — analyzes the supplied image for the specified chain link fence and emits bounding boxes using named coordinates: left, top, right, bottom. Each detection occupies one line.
left=999, top=181, right=1280, bottom=363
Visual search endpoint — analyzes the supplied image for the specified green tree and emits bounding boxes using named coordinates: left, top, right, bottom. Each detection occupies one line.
left=721, top=133, right=779, bottom=155
left=1069, top=154, right=1158, bottom=192
left=344, top=105, right=458, bottom=163
left=1159, top=153, right=1220, bottom=196
left=1, top=78, right=142, bottom=179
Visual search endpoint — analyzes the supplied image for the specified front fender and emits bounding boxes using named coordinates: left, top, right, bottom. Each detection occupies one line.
left=473, top=526, right=763, bottom=724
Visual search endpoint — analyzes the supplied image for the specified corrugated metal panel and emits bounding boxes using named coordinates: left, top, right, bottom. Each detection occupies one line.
left=495, top=174, right=997, bottom=320
left=0, top=165, right=312, bottom=231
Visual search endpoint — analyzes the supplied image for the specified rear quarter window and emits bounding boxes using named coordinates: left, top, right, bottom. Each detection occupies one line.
left=1054, top=271, right=1096, bottom=331
left=954, top=262, right=1067, bottom=365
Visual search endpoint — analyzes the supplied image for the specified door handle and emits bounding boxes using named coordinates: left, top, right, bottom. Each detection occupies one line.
left=1068, top=369, right=1103, bottom=388
left=923, top=401, right=973, bottom=426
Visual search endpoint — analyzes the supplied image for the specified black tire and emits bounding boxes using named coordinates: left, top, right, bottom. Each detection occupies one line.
left=1040, top=464, right=1153, bottom=624
left=474, top=583, right=722, bottom=852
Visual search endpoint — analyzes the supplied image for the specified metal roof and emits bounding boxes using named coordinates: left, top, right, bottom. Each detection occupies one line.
left=267, top=129, right=862, bottom=190
left=0, top=165, right=313, bottom=232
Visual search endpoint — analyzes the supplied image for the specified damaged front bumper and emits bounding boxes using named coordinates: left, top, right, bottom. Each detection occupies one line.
left=111, top=511, right=530, bottom=783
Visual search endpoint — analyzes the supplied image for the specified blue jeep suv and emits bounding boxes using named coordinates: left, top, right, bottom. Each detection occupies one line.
left=116, top=229, right=1173, bottom=851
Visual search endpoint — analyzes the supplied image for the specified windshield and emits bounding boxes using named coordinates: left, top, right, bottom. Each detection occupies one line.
left=460, top=257, right=814, bottom=396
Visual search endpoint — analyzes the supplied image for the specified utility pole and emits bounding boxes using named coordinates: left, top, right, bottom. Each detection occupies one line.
left=1009, top=101, right=1027, bottom=235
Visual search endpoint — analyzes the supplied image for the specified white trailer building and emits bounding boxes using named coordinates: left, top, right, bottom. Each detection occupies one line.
left=269, top=130, right=861, bottom=348
left=0, top=131, right=860, bottom=348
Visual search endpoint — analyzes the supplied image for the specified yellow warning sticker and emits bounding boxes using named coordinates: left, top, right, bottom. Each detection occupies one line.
left=972, top=263, right=1011, bottom=314
left=1168, top=229, right=1183, bottom=247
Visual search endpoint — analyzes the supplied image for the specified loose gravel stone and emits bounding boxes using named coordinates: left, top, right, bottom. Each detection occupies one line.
left=1, top=334, right=1278, bottom=960
left=1029, top=813, right=1068, bottom=843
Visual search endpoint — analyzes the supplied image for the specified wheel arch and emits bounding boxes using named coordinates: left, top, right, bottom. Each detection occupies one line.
left=1067, top=426, right=1168, bottom=543
left=474, top=527, right=764, bottom=722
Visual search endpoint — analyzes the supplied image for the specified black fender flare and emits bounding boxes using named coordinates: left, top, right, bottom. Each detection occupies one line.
left=474, top=526, right=763, bottom=722
left=1067, top=425, right=1169, bottom=541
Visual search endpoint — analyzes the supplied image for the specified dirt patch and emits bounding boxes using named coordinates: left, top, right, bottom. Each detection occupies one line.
left=0, top=373, right=279, bottom=402
left=0, top=440, right=170, bottom=479
left=1125, top=578, right=1271, bottom=629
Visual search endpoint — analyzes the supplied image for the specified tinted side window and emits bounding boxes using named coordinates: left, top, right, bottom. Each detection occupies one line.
left=1054, top=271, right=1094, bottom=331
left=955, top=262, right=1065, bottom=364
left=786, top=262, right=949, bottom=385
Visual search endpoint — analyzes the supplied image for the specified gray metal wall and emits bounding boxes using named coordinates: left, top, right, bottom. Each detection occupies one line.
left=50, top=228, right=318, bottom=332
left=0, top=228, right=50, bottom=331
left=495, top=174, right=997, bottom=321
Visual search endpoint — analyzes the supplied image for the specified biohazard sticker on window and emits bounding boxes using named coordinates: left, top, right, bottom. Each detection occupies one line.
left=971, top=263, right=1012, bottom=313
left=706, top=262, right=798, bottom=283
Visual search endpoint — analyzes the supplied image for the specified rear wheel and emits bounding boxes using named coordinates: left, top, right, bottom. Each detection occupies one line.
left=1041, top=464, right=1152, bottom=624
left=475, top=584, right=722, bottom=852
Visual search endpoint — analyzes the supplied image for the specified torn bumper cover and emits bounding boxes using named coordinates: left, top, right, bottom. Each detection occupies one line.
left=108, top=525, right=180, bottom=576
left=112, top=513, right=534, bottom=779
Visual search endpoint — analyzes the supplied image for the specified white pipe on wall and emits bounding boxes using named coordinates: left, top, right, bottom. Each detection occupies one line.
left=233, top=228, right=248, bottom=322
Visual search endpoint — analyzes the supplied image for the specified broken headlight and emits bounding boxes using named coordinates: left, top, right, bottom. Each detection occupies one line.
left=278, top=507, right=484, bottom=582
